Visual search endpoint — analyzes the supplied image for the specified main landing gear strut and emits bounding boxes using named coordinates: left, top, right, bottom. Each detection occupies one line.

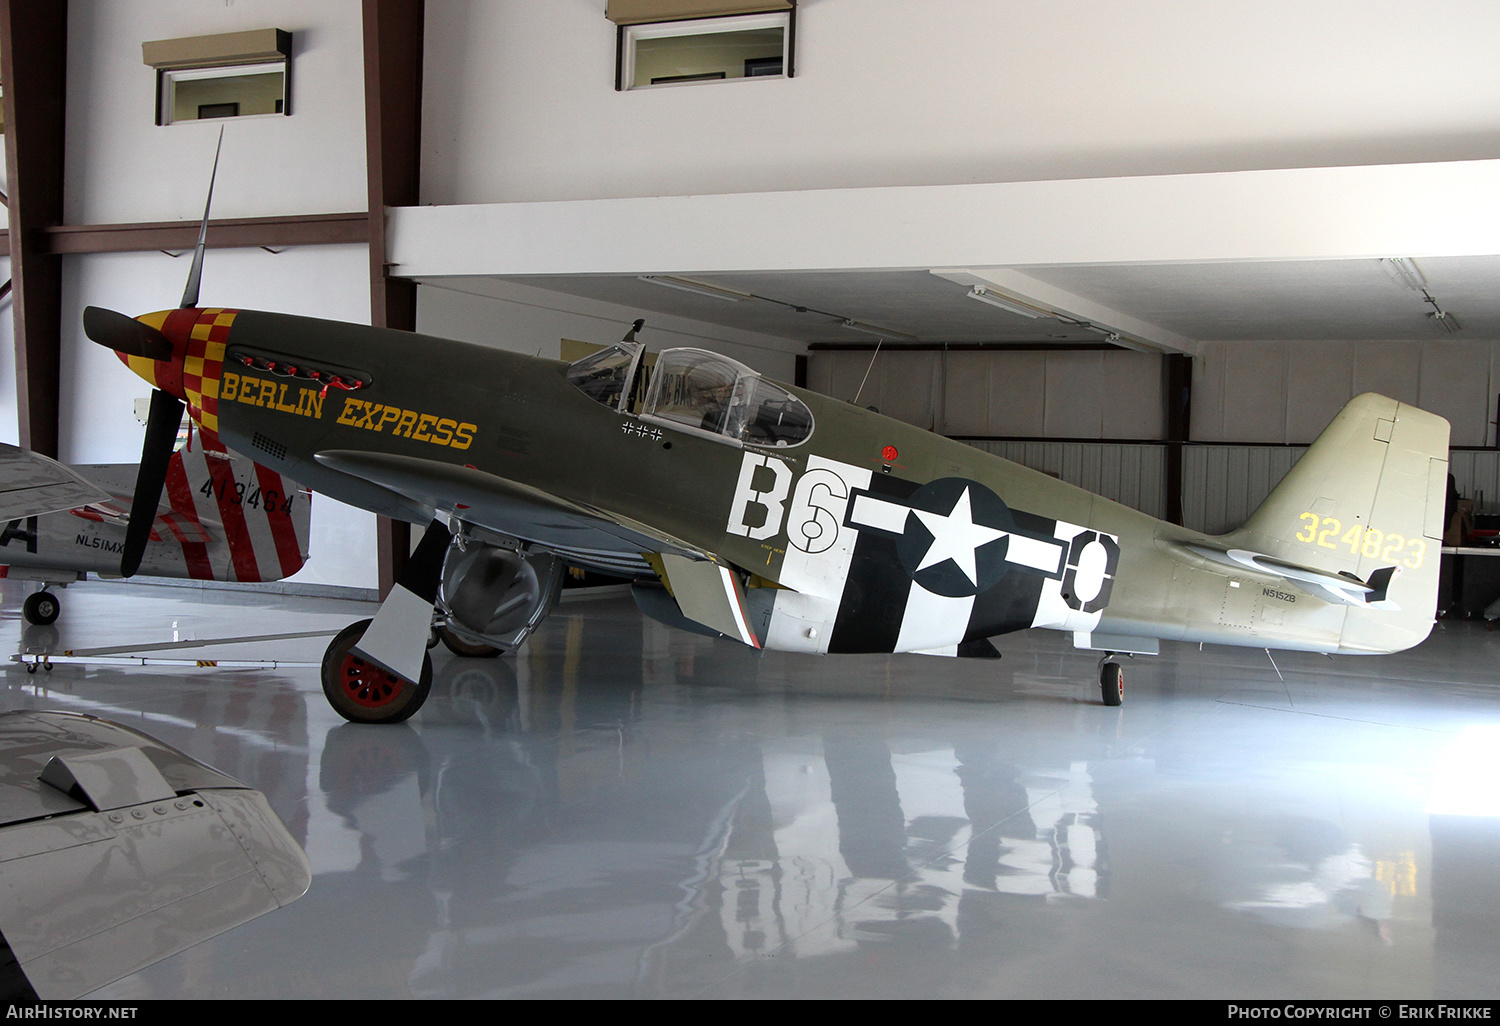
left=320, top=520, right=451, bottom=725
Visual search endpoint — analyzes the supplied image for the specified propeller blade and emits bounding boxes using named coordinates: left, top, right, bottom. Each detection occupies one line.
left=120, top=389, right=185, bottom=578
left=82, top=306, right=174, bottom=361
left=179, top=127, right=223, bottom=310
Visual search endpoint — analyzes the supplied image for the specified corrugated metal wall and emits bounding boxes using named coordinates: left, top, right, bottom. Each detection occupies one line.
left=806, top=348, right=1165, bottom=439
left=966, top=440, right=1169, bottom=520
left=806, top=346, right=1500, bottom=534
left=1192, top=339, right=1500, bottom=446
left=1181, top=445, right=1306, bottom=535
left=972, top=443, right=1498, bottom=536
left=1445, top=450, right=1500, bottom=516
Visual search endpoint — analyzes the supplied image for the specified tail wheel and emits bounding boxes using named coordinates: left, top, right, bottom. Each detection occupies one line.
left=23, top=592, right=60, bottom=626
left=321, top=618, right=432, bottom=724
left=1100, top=661, right=1124, bottom=707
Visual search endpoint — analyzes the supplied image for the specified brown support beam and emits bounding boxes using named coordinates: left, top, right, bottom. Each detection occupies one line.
left=1, top=1, right=68, bottom=458
left=1163, top=353, right=1192, bottom=526
left=44, top=212, right=370, bottom=254
left=364, top=0, right=425, bottom=595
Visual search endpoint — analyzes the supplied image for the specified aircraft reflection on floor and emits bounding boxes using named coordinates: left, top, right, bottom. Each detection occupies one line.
left=301, top=607, right=1435, bottom=998
left=709, top=746, right=1105, bottom=959
left=7, top=584, right=1494, bottom=998
left=1225, top=837, right=1394, bottom=937
left=306, top=613, right=1115, bottom=981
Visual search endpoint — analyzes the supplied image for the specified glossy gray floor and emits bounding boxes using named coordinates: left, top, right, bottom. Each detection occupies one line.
left=2, top=579, right=1498, bottom=1000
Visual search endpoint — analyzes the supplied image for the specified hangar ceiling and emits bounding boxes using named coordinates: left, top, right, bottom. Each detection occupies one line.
left=393, top=160, right=1500, bottom=362
left=490, top=254, right=1500, bottom=351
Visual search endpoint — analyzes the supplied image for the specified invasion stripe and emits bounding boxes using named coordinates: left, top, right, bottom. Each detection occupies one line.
left=254, top=461, right=305, bottom=579
left=172, top=447, right=229, bottom=580
left=232, top=456, right=283, bottom=582
left=202, top=451, right=261, bottom=583
left=198, top=434, right=283, bottom=582
left=163, top=455, right=214, bottom=580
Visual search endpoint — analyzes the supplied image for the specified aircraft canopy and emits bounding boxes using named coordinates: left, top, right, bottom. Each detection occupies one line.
left=567, top=344, right=812, bottom=447
left=565, top=341, right=642, bottom=410
left=641, top=348, right=812, bottom=447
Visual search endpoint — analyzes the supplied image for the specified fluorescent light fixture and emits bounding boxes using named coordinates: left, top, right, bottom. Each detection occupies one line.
left=1383, top=257, right=1428, bottom=292
left=839, top=319, right=917, bottom=341
left=1383, top=258, right=1461, bottom=335
left=637, top=275, right=752, bottom=302
left=1101, top=332, right=1162, bottom=355
left=1430, top=309, right=1463, bottom=334
left=965, top=286, right=1049, bottom=319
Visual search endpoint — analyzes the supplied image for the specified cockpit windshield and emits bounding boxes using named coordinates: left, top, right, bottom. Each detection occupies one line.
left=566, top=342, right=641, bottom=410
left=641, top=348, right=813, bottom=447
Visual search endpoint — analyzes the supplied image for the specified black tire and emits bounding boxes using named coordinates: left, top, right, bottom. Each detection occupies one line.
left=1100, top=661, right=1124, bottom=707
left=439, top=626, right=502, bottom=658
left=321, top=618, right=433, bottom=724
left=23, top=592, right=59, bottom=626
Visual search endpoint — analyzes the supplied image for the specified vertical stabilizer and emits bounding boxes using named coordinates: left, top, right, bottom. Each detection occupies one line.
left=1224, top=393, right=1449, bottom=654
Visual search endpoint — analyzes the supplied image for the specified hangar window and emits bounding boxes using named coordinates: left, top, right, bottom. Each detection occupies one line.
left=607, top=1, right=796, bottom=90
left=641, top=349, right=812, bottom=447
left=143, top=29, right=291, bottom=126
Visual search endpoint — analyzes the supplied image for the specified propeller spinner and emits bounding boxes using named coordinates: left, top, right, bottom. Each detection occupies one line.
left=81, top=307, right=174, bottom=361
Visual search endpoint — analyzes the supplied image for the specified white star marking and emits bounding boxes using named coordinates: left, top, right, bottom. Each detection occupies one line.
left=911, top=487, right=1008, bottom=586
left=847, top=487, right=1068, bottom=582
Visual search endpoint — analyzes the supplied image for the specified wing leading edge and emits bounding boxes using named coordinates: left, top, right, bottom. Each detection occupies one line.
left=0, top=444, right=110, bottom=521
left=313, top=448, right=708, bottom=563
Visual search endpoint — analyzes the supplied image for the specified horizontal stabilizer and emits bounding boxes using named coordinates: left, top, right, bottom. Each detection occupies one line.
left=0, top=444, right=110, bottom=521
left=1184, top=544, right=1402, bottom=609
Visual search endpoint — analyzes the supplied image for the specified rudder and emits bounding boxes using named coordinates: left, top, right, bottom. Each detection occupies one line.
left=1224, top=393, right=1449, bottom=654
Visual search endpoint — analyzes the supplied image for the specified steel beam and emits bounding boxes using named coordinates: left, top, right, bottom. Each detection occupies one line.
left=0, top=0, right=67, bottom=457
left=364, top=0, right=425, bottom=596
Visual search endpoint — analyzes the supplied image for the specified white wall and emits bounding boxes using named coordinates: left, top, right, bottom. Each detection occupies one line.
left=50, top=0, right=377, bottom=589
left=415, top=277, right=800, bottom=382
left=60, top=245, right=379, bottom=590
left=65, top=0, right=367, bottom=223
left=421, top=0, right=1500, bottom=204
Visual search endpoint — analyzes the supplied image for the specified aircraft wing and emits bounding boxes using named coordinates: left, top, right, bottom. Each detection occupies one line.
left=0, top=711, right=311, bottom=1000
left=314, top=449, right=708, bottom=563
left=0, top=443, right=110, bottom=521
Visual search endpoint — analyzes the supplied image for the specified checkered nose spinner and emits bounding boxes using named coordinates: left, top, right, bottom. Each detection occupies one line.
left=124, top=307, right=235, bottom=435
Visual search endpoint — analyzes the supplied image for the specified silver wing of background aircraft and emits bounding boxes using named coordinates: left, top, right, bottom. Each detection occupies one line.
left=0, top=711, right=311, bottom=1000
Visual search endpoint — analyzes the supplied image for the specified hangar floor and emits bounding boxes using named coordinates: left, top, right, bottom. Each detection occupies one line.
left=2, top=579, right=1498, bottom=1000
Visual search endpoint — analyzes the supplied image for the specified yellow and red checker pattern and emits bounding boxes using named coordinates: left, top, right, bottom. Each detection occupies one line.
left=127, top=308, right=237, bottom=437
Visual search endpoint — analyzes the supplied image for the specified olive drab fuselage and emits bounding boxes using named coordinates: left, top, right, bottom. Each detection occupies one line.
left=123, top=306, right=1449, bottom=660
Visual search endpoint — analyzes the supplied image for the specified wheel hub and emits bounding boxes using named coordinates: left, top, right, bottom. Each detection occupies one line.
left=339, top=653, right=405, bottom=708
